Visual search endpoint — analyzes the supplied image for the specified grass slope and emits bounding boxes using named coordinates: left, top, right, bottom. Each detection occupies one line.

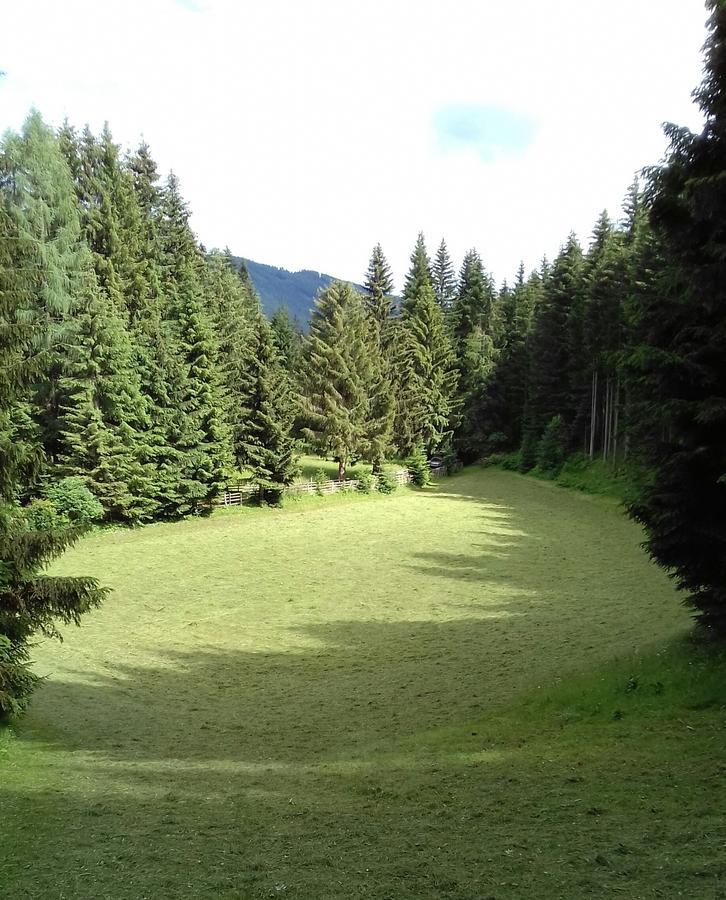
left=1, top=468, right=723, bottom=899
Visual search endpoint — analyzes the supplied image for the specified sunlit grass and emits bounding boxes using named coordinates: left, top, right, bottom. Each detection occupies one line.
left=2, top=468, right=722, bottom=899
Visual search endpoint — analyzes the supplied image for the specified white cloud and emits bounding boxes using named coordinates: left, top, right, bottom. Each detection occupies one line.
left=0, top=0, right=707, bottom=289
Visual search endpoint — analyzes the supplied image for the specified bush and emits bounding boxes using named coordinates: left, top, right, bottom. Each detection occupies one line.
left=487, top=450, right=521, bottom=471
left=43, top=477, right=103, bottom=525
left=407, top=444, right=430, bottom=487
left=313, top=469, right=327, bottom=497
left=356, top=472, right=374, bottom=494
left=376, top=472, right=397, bottom=494
left=535, top=416, right=566, bottom=476
left=24, top=498, right=69, bottom=531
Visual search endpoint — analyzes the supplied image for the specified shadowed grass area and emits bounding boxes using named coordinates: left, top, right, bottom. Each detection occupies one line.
left=2, top=468, right=722, bottom=899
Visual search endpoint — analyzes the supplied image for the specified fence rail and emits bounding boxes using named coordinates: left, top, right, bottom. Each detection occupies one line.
left=216, top=468, right=424, bottom=507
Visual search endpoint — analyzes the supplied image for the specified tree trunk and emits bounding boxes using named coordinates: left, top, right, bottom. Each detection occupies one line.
left=589, top=367, right=598, bottom=459
left=612, top=375, right=621, bottom=461
left=338, top=457, right=346, bottom=481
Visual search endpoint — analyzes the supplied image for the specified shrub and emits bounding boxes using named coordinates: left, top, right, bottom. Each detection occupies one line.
left=313, top=469, right=327, bottom=496
left=356, top=472, right=374, bottom=494
left=535, top=416, right=566, bottom=476
left=376, top=472, right=397, bottom=494
left=407, top=444, right=430, bottom=487
left=487, top=450, right=521, bottom=471
left=24, top=499, right=69, bottom=531
left=43, top=477, right=103, bottom=525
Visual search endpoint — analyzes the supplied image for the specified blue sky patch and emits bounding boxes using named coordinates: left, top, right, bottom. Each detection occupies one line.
left=433, top=104, right=536, bottom=161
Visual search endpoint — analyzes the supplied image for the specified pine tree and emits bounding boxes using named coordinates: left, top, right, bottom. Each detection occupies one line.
left=520, top=235, right=585, bottom=469
left=394, top=261, right=458, bottom=457
left=203, top=248, right=258, bottom=452
left=236, top=315, right=297, bottom=503
left=401, top=232, right=433, bottom=313
left=626, top=0, right=726, bottom=633
left=270, top=306, right=304, bottom=376
left=300, top=281, right=392, bottom=479
left=450, top=250, right=497, bottom=460
left=432, top=239, right=457, bottom=316
left=156, top=174, right=233, bottom=515
left=0, top=119, right=106, bottom=718
left=363, top=243, right=395, bottom=328
left=58, top=270, right=155, bottom=522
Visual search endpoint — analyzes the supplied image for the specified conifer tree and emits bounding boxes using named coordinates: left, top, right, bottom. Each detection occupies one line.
left=203, top=248, right=258, bottom=443
left=156, top=174, right=233, bottom=514
left=236, top=315, right=297, bottom=503
left=450, top=250, right=497, bottom=459
left=520, top=235, right=585, bottom=469
left=488, top=265, right=541, bottom=447
left=363, top=243, right=395, bottom=328
left=0, top=122, right=106, bottom=718
left=270, top=307, right=304, bottom=376
left=401, top=232, right=433, bottom=313
left=432, top=239, right=457, bottom=316
left=58, top=270, right=155, bottom=522
left=626, top=0, right=726, bottom=633
left=394, top=249, right=458, bottom=457
left=300, top=281, right=392, bottom=479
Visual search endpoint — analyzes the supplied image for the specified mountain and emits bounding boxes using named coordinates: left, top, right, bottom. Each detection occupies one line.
left=231, top=256, right=364, bottom=325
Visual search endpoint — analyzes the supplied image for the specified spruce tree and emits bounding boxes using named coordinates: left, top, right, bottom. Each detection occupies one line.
left=432, top=239, right=457, bottom=316
left=401, top=232, right=433, bottom=313
left=58, top=270, right=155, bottom=522
left=451, top=250, right=497, bottom=460
left=626, top=0, right=726, bottom=633
left=0, top=125, right=106, bottom=718
left=394, top=266, right=458, bottom=457
left=520, top=235, right=584, bottom=469
left=300, top=281, right=392, bottom=479
left=270, top=306, right=304, bottom=376
left=236, top=315, right=297, bottom=503
left=363, top=243, right=395, bottom=328
left=156, top=174, right=233, bottom=514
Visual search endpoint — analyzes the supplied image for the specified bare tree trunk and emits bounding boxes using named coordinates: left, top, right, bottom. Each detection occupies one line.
left=589, top=368, right=598, bottom=459
left=612, top=375, right=621, bottom=461
left=338, top=457, right=346, bottom=481
left=604, top=377, right=609, bottom=462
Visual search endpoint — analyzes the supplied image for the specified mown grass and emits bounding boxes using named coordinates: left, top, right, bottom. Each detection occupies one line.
left=294, top=454, right=402, bottom=482
left=1, top=467, right=723, bottom=899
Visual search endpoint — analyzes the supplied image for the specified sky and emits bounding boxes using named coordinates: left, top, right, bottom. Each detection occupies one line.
left=1, top=0, right=709, bottom=291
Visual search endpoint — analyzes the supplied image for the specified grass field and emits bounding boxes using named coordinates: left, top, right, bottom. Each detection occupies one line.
left=294, top=454, right=402, bottom=482
left=1, top=467, right=724, bottom=899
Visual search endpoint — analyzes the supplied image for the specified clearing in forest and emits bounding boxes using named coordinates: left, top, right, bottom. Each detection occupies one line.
left=3, top=467, right=722, bottom=900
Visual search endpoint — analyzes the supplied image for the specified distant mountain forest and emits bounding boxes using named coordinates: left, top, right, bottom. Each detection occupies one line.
left=231, top=256, right=363, bottom=326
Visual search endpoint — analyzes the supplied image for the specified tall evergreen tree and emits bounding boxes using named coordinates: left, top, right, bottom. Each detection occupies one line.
left=0, top=118, right=106, bottom=718
left=520, top=235, right=585, bottom=469
left=156, top=174, right=233, bottom=515
left=394, top=241, right=458, bottom=456
left=401, top=232, right=433, bottom=313
left=236, top=315, right=297, bottom=503
left=432, top=238, right=457, bottom=315
left=270, top=306, right=304, bottom=376
left=451, top=250, right=497, bottom=460
left=363, top=243, right=395, bottom=328
left=626, top=0, right=726, bottom=633
left=300, top=281, right=392, bottom=479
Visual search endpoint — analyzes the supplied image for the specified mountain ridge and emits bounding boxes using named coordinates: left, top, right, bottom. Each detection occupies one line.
left=231, top=256, right=364, bottom=325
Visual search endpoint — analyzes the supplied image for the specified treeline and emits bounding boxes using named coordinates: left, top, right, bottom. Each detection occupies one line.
left=1, top=113, right=297, bottom=526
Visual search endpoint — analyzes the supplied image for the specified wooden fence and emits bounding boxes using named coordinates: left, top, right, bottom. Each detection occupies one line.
left=214, top=466, right=452, bottom=507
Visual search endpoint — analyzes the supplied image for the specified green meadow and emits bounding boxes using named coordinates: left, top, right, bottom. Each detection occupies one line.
left=2, top=468, right=724, bottom=899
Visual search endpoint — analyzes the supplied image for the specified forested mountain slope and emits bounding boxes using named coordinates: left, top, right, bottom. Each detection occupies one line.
left=231, top=256, right=364, bottom=325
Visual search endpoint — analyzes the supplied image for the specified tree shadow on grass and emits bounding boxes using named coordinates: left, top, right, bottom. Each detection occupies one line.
left=0, top=470, right=706, bottom=899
